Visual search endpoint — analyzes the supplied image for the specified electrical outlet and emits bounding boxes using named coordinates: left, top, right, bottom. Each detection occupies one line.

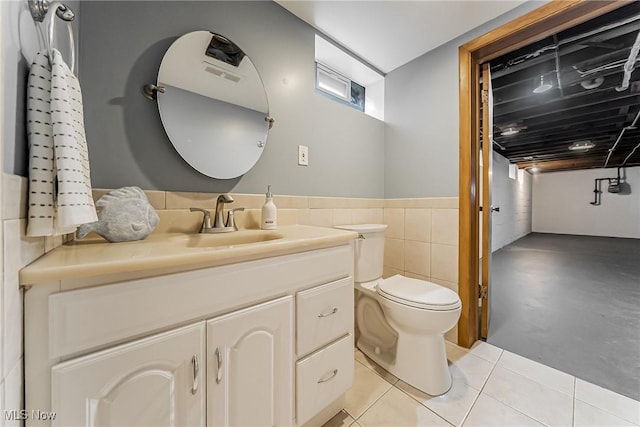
left=298, top=145, right=309, bottom=166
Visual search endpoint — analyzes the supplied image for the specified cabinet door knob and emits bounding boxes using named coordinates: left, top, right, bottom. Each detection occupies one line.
left=317, top=369, right=339, bottom=383
left=191, top=355, right=200, bottom=395
left=317, top=307, right=338, bottom=318
left=215, top=347, right=223, bottom=384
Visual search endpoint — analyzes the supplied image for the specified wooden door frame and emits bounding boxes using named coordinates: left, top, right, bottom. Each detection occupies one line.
left=457, top=0, right=628, bottom=348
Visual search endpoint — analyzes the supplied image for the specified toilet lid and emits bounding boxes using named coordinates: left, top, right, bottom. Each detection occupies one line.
left=377, top=275, right=461, bottom=311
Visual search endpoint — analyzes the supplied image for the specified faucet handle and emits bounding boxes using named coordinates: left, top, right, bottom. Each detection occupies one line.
left=225, top=207, right=245, bottom=230
left=190, top=208, right=213, bottom=233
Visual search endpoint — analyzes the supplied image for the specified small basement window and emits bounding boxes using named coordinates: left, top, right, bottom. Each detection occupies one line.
left=316, top=63, right=365, bottom=112
left=314, top=34, right=384, bottom=121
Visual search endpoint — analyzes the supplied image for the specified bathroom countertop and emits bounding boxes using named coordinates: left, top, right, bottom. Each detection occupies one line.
left=19, top=225, right=357, bottom=286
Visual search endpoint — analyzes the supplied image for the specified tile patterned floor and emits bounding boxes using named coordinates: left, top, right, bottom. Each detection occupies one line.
left=324, top=341, right=640, bottom=427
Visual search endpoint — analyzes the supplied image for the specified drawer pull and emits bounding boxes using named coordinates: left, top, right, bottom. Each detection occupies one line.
left=317, top=369, right=339, bottom=383
left=317, top=307, right=338, bottom=318
left=191, top=355, right=200, bottom=395
left=215, top=347, right=223, bottom=384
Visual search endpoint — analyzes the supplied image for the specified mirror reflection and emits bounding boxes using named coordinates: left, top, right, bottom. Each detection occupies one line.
left=156, top=31, right=270, bottom=179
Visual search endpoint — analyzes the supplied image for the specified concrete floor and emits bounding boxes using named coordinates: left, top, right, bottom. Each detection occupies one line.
left=487, top=233, right=640, bottom=400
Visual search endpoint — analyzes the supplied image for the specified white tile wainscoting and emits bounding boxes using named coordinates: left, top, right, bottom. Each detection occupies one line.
left=326, top=342, right=640, bottom=427
left=381, top=199, right=460, bottom=344
left=1, top=174, right=66, bottom=427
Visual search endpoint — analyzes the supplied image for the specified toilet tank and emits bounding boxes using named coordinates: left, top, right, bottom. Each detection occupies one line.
left=336, top=224, right=387, bottom=282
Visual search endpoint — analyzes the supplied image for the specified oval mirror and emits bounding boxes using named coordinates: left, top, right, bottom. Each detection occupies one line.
left=155, top=31, right=270, bottom=179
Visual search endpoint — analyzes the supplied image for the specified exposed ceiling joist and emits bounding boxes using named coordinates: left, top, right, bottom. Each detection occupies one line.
left=489, top=2, right=640, bottom=173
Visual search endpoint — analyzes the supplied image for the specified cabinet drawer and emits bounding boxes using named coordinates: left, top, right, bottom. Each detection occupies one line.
left=296, top=277, right=353, bottom=356
left=296, top=334, right=354, bottom=426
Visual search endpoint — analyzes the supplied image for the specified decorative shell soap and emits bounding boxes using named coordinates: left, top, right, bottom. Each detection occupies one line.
left=76, top=186, right=160, bottom=242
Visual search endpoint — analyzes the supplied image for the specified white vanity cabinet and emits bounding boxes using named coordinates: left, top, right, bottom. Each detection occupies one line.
left=51, top=323, right=206, bottom=427
left=295, top=278, right=354, bottom=426
left=207, top=296, right=293, bottom=427
left=24, top=243, right=355, bottom=427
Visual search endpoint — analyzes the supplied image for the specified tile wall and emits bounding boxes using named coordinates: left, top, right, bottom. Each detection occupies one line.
left=381, top=198, right=460, bottom=343
left=1, top=174, right=65, bottom=426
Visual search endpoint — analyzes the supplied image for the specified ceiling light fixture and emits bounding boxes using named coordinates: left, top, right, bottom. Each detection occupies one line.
left=580, top=77, right=604, bottom=90
left=533, top=74, right=552, bottom=94
left=523, top=156, right=534, bottom=160
left=568, top=141, right=596, bottom=151
left=529, top=165, right=539, bottom=172
left=501, top=127, right=520, bottom=136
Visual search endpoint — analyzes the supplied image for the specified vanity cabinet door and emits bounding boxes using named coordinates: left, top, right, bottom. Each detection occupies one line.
left=207, top=296, right=294, bottom=427
left=51, top=323, right=206, bottom=427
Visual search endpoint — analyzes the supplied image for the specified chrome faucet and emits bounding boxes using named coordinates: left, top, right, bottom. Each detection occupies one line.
left=214, top=194, right=234, bottom=228
left=190, top=194, right=243, bottom=233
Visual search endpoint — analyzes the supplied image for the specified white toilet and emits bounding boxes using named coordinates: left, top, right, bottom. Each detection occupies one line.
left=337, top=224, right=461, bottom=396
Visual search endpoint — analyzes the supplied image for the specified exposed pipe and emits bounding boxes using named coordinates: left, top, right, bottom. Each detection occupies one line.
left=560, top=14, right=640, bottom=48
left=492, top=138, right=506, bottom=151
left=494, top=14, right=640, bottom=77
left=604, top=108, right=640, bottom=168
left=553, top=35, right=564, bottom=97
left=573, top=57, right=635, bottom=78
left=622, top=139, right=640, bottom=165
left=589, top=168, right=623, bottom=206
left=616, top=29, right=640, bottom=92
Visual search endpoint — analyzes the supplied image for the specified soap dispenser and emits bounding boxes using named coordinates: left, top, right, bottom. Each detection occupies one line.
left=261, top=185, right=277, bottom=230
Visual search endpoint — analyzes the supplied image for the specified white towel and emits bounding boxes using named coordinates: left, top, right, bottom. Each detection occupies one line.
left=26, top=49, right=97, bottom=237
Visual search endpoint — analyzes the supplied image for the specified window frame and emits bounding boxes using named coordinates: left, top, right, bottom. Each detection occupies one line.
left=315, top=62, right=366, bottom=112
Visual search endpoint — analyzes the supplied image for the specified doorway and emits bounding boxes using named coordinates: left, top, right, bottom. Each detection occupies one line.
left=457, top=0, right=626, bottom=348
left=479, top=3, right=640, bottom=399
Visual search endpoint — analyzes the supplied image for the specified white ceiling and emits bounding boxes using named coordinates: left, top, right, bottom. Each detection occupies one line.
left=275, top=0, right=527, bottom=74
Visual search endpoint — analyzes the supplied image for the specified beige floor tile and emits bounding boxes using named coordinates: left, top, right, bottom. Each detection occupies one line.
left=573, top=400, right=636, bottom=427
left=463, top=394, right=543, bottom=426
left=483, top=366, right=573, bottom=427
left=354, top=350, right=399, bottom=384
left=575, top=379, right=640, bottom=425
left=467, top=341, right=503, bottom=364
left=497, top=351, right=574, bottom=396
left=397, top=377, right=479, bottom=427
left=446, top=343, right=495, bottom=391
left=322, top=410, right=355, bottom=427
left=344, top=361, right=394, bottom=419
left=358, top=387, right=450, bottom=427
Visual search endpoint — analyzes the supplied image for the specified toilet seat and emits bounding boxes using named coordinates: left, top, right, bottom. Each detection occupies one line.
left=377, top=275, right=461, bottom=311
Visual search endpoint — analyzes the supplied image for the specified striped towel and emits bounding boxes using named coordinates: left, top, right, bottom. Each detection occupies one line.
left=26, top=49, right=97, bottom=237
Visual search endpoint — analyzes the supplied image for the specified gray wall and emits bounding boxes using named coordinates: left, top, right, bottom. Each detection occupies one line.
left=384, top=1, right=546, bottom=198
left=2, top=0, right=81, bottom=175
left=79, top=1, right=385, bottom=197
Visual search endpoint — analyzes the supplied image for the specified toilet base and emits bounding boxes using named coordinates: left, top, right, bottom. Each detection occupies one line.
left=358, top=331, right=452, bottom=396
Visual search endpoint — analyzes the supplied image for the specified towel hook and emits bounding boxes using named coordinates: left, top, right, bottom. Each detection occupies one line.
left=29, top=0, right=76, bottom=74
left=28, top=0, right=48, bottom=22
left=29, top=0, right=74, bottom=22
